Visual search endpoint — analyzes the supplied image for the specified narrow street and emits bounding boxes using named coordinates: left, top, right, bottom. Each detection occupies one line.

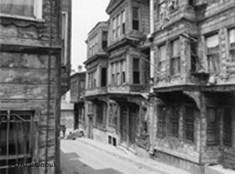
left=60, top=139, right=157, bottom=174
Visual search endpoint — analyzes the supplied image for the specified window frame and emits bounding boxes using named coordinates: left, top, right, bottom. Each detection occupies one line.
left=158, top=43, right=167, bottom=72
left=228, top=28, right=235, bottom=61
left=132, top=7, right=140, bottom=31
left=184, top=106, right=195, bottom=143
left=133, top=58, right=141, bottom=84
left=0, top=0, right=43, bottom=21
left=170, top=38, right=181, bottom=76
left=157, top=105, right=167, bottom=138
left=0, top=110, right=36, bottom=173
left=205, top=33, right=220, bottom=74
left=206, top=107, right=220, bottom=146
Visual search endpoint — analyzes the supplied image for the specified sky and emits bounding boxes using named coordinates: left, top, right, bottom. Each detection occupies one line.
left=71, top=0, right=110, bottom=71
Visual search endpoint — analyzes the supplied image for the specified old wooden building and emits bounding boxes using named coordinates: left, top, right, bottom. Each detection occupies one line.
left=70, top=71, right=86, bottom=131
left=106, top=0, right=151, bottom=151
left=83, top=0, right=151, bottom=153
left=84, top=21, right=110, bottom=141
left=148, top=0, right=235, bottom=173
left=0, top=0, right=71, bottom=173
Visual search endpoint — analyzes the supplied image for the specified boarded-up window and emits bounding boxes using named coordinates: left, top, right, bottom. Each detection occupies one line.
left=133, top=58, right=140, bottom=84
left=170, top=39, right=181, bottom=75
left=132, top=7, right=139, bottom=30
left=223, top=108, right=233, bottom=147
left=169, top=106, right=179, bottom=137
left=157, top=106, right=167, bottom=138
left=158, top=44, right=167, bottom=72
left=206, top=34, right=220, bottom=73
left=184, top=106, right=195, bottom=142
left=229, top=28, right=235, bottom=61
left=0, top=111, right=35, bottom=174
left=207, top=107, right=219, bottom=146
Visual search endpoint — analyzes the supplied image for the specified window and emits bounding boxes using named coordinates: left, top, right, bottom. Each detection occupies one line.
left=79, top=80, right=85, bottom=90
left=229, top=28, right=235, bottom=61
left=121, top=60, right=126, bottom=83
left=207, top=107, right=219, bottom=146
left=62, top=11, right=68, bottom=65
left=158, top=0, right=166, bottom=21
left=158, top=44, right=167, bottom=72
left=0, top=0, right=42, bottom=19
left=101, top=68, right=107, bottom=87
left=206, top=34, right=220, bottom=74
left=111, top=63, right=115, bottom=86
left=184, top=106, right=195, bottom=142
left=157, top=106, right=167, bottom=138
left=223, top=108, right=233, bottom=147
left=169, top=106, right=179, bottom=137
left=116, top=14, right=121, bottom=38
left=133, top=58, right=140, bottom=84
left=102, top=31, right=108, bottom=50
left=121, top=10, right=126, bottom=34
left=0, top=111, right=35, bottom=174
left=88, top=70, right=96, bottom=89
left=112, top=18, right=116, bottom=40
left=170, top=39, right=181, bottom=75
left=132, top=7, right=139, bottom=30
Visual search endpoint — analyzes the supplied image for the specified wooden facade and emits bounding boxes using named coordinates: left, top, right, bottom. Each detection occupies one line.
left=148, top=0, right=235, bottom=173
left=0, top=0, right=71, bottom=174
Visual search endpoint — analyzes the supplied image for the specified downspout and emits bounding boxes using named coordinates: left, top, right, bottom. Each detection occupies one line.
left=45, top=0, right=53, bottom=173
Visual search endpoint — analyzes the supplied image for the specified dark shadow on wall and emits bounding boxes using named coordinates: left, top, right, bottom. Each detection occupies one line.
left=61, top=151, right=124, bottom=174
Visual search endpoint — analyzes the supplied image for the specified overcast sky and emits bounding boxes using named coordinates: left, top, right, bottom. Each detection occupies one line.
left=71, top=0, right=110, bottom=71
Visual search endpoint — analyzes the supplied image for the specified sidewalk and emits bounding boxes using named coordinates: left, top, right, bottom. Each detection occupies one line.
left=77, top=137, right=191, bottom=174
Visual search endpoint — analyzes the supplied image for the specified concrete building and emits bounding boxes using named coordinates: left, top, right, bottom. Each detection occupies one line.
left=148, top=0, right=235, bottom=173
left=70, top=71, right=86, bottom=131
left=0, top=0, right=71, bottom=173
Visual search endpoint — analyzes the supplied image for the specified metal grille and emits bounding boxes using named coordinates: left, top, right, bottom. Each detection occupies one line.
left=0, top=111, right=34, bottom=174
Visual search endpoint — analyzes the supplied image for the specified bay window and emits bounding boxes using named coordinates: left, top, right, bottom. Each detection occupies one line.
left=0, top=0, right=42, bottom=19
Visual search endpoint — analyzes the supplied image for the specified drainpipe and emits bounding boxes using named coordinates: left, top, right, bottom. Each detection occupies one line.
left=149, top=0, right=155, bottom=93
